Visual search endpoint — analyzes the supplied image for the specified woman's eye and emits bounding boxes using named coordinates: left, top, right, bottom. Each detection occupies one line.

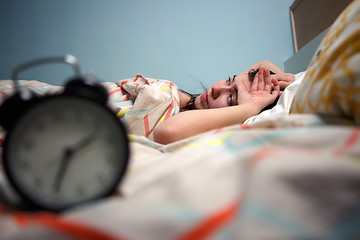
left=226, top=77, right=231, bottom=85
left=228, top=94, right=233, bottom=106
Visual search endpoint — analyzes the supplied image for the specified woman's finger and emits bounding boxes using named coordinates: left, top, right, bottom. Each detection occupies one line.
left=272, top=73, right=295, bottom=89
left=271, top=78, right=280, bottom=97
left=264, top=67, right=272, bottom=92
left=257, top=66, right=265, bottom=90
left=251, top=72, right=258, bottom=91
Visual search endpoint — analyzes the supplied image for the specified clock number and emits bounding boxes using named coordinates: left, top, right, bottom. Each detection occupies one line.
left=17, top=159, right=31, bottom=171
left=33, top=177, right=43, bottom=188
left=52, top=110, right=65, bottom=123
left=33, top=121, right=45, bottom=133
left=22, top=139, right=35, bottom=151
left=74, top=110, right=85, bottom=122
left=76, top=185, right=86, bottom=197
left=105, top=155, right=114, bottom=165
left=105, top=134, right=116, bottom=145
left=96, top=173, right=108, bottom=186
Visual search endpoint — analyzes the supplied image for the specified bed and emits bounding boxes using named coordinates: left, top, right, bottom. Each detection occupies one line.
left=1, top=1, right=360, bottom=239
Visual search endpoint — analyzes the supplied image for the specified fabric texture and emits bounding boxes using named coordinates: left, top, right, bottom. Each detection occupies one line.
left=290, top=0, right=360, bottom=124
left=106, top=74, right=180, bottom=140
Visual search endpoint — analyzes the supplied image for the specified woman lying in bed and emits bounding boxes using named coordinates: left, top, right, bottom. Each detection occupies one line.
left=153, top=61, right=295, bottom=144
left=0, top=60, right=294, bottom=145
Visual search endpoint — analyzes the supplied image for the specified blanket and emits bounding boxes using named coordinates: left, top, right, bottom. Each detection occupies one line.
left=1, top=113, right=359, bottom=240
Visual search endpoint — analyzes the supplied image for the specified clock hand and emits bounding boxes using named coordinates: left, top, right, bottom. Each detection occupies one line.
left=70, top=132, right=97, bottom=153
left=53, top=132, right=97, bottom=193
left=53, top=148, right=73, bottom=193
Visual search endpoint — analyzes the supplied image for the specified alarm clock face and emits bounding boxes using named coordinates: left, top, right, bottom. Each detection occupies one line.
left=3, top=96, right=129, bottom=211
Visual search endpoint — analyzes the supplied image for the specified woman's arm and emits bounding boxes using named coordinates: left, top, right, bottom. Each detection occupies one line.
left=241, top=60, right=285, bottom=75
left=154, top=67, right=279, bottom=144
left=153, top=103, right=263, bottom=144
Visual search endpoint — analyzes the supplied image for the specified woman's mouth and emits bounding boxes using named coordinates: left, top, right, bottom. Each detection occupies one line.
left=202, top=91, right=208, bottom=106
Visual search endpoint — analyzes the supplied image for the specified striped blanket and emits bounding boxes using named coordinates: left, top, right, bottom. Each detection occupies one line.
left=1, top=112, right=360, bottom=240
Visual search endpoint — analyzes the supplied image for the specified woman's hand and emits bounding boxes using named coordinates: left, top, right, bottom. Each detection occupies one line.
left=237, top=66, right=280, bottom=111
left=250, top=66, right=280, bottom=111
left=271, top=73, right=295, bottom=90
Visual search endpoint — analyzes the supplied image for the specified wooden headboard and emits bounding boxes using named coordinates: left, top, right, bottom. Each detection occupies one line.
left=290, top=0, right=353, bottom=52
left=284, top=0, right=353, bottom=73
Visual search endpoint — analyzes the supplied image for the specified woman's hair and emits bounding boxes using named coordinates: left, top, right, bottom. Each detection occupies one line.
left=180, top=89, right=199, bottom=111
left=248, top=69, right=275, bottom=82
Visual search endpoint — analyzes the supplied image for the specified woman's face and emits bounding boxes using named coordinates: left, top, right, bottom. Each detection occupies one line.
left=195, top=73, right=252, bottom=109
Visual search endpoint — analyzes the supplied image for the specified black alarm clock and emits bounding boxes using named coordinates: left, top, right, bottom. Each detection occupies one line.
left=0, top=55, right=129, bottom=212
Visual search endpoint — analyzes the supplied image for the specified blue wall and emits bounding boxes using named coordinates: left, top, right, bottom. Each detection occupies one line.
left=0, top=0, right=294, bottom=93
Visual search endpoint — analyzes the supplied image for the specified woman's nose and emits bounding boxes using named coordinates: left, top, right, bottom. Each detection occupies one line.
left=212, top=85, right=231, bottom=99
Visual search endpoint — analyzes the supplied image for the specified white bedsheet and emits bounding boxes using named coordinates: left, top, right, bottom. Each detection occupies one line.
left=244, top=71, right=307, bottom=124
